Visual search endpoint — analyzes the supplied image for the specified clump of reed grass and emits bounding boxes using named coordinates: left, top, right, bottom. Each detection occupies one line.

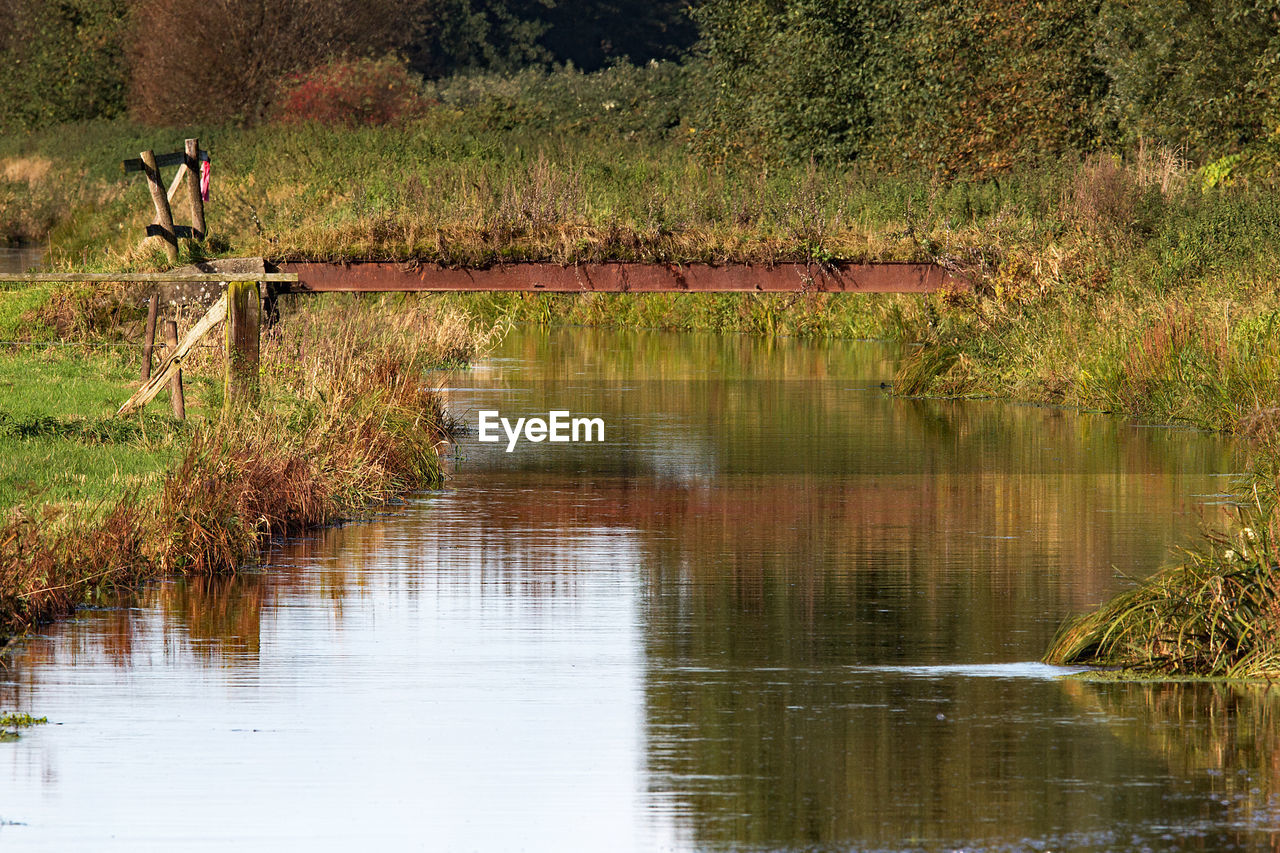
left=1045, top=504, right=1280, bottom=678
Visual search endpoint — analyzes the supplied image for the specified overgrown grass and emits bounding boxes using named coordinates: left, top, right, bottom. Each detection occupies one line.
left=0, top=63, right=1083, bottom=270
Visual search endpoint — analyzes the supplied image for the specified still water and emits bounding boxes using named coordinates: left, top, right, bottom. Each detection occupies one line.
left=0, top=246, right=42, bottom=274
left=2, top=325, right=1277, bottom=851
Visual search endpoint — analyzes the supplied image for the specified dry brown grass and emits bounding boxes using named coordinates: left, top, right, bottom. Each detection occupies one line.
left=1066, top=144, right=1188, bottom=248
left=1132, top=139, right=1191, bottom=195
left=0, top=156, right=52, bottom=184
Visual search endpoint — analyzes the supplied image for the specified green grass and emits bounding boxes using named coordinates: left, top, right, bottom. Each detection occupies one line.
left=0, top=348, right=187, bottom=510
left=0, top=283, right=58, bottom=341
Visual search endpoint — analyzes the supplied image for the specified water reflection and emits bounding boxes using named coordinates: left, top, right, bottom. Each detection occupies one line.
left=0, top=246, right=42, bottom=274
left=0, top=325, right=1273, bottom=851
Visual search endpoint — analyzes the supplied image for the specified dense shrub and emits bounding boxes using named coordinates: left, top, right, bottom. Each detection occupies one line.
left=691, top=0, right=1106, bottom=171
left=0, top=0, right=129, bottom=132
left=689, top=0, right=897, bottom=164
left=690, top=0, right=1280, bottom=174
left=276, top=58, right=432, bottom=126
left=1097, top=0, right=1280, bottom=161
left=427, top=60, right=694, bottom=141
left=873, top=0, right=1108, bottom=175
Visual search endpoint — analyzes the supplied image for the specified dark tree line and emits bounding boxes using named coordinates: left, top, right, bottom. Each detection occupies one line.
left=2, top=0, right=1276, bottom=174
left=0, top=0, right=697, bottom=130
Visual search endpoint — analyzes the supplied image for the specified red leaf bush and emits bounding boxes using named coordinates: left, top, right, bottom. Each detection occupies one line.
left=276, top=57, right=431, bottom=126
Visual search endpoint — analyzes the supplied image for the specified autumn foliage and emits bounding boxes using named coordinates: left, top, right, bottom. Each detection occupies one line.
left=275, top=58, right=433, bottom=126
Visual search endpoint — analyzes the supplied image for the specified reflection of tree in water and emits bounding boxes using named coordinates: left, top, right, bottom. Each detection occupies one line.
left=1063, top=679, right=1280, bottom=844
left=0, top=327, right=1248, bottom=847
left=0, top=522, right=398, bottom=704
left=0, top=572, right=271, bottom=698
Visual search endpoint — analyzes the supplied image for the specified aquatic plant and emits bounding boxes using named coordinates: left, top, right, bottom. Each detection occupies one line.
left=1045, top=500, right=1280, bottom=678
left=0, top=711, right=48, bottom=742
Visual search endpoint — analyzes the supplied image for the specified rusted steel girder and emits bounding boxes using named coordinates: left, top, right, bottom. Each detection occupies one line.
left=276, top=261, right=965, bottom=294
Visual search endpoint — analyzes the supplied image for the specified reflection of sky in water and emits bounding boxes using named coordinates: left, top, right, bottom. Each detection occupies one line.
left=0, top=518, right=672, bottom=852
left=0, top=325, right=1272, bottom=851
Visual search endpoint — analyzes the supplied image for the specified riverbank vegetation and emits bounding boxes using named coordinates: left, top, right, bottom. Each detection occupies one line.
left=3, top=0, right=1280, bottom=672
left=0, top=290, right=490, bottom=637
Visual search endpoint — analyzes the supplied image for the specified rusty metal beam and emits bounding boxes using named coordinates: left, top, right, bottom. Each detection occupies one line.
left=277, top=262, right=964, bottom=294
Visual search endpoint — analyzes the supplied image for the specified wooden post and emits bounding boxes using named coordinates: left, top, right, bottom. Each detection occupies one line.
left=185, top=138, right=206, bottom=242
left=164, top=320, right=186, bottom=420
left=224, top=281, right=261, bottom=408
left=140, top=293, right=159, bottom=381
left=141, top=150, right=179, bottom=262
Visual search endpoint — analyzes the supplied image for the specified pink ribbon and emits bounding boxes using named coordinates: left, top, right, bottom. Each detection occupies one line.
left=200, top=160, right=211, bottom=202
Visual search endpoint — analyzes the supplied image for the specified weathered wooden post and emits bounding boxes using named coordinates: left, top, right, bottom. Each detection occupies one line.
left=140, top=150, right=179, bottom=262
left=224, top=281, right=261, bottom=408
left=184, top=138, right=206, bottom=242
left=163, top=320, right=186, bottom=420
left=140, top=293, right=159, bottom=381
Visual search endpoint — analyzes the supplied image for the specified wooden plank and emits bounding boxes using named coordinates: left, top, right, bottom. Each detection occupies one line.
left=165, top=164, right=188, bottom=204
left=141, top=150, right=178, bottom=263
left=121, top=149, right=209, bottom=173
left=0, top=273, right=297, bottom=282
left=163, top=320, right=186, bottom=420
left=277, top=261, right=966, bottom=294
left=117, top=294, right=227, bottom=417
left=224, top=281, right=261, bottom=408
left=186, top=138, right=206, bottom=242
left=140, top=294, right=158, bottom=381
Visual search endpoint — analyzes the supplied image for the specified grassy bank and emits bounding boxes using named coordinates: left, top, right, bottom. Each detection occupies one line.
left=0, top=290, right=490, bottom=638
left=1, top=63, right=1088, bottom=272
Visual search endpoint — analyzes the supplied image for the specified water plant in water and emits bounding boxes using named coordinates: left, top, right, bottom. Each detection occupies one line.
left=1045, top=493, right=1280, bottom=678
left=0, top=712, right=48, bottom=742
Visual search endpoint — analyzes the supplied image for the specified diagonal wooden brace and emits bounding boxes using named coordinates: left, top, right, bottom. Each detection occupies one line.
left=116, top=294, right=227, bottom=417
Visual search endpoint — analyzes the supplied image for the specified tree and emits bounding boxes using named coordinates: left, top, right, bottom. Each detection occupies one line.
left=128, top=0, right=440, bottom=125
left=1096, top=0, right=1280, bottom=160
left=690, top=0, right=900, bottom=163
left=691, top=0, right=1111, bottom=171
left=875, top=0, right=1109, bottom=174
